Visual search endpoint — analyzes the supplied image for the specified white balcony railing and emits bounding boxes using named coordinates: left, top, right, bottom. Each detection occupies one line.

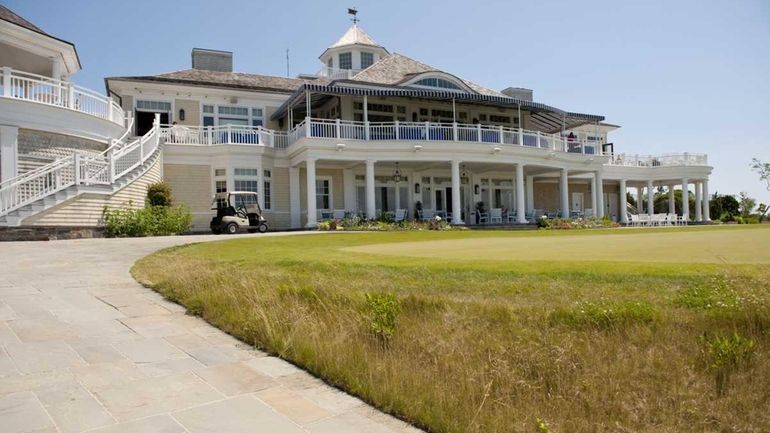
left=288, top=118, right=603, bottom=155
left=159, top=124, right=288, bottom=149
left=315, top=67, right=362, bottom=79
left=607, top=153, right=708, bottom=167
left=0, top=67, right=125, bottom=126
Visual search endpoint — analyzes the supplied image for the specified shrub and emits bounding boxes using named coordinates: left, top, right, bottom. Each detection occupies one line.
left=703, top=332, right=756, bottom=397
left=674, top=276, right=742, bottom=310
left=550, top=299, right=657, bottom=329
left=103, top=203, right=192, bottom=237
left=146, top=181, right=173, bottom=207
left=365, top=292, right=400, bottom=342
left=539, top=217, right=619, bottom=230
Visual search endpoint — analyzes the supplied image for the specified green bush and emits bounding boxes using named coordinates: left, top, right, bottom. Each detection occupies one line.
left=146, top=181, right=173, bottom=207
left=103, top=204, right=192, bottom=237
left=539, top=217, right=620, bottom=230
left=550, top=299, right=657, bottom=329
left=703, top=332, right=756, bottom=397
left=317, top=217, right=458, bottom=231
left=365, top=292, right=400, bottom=342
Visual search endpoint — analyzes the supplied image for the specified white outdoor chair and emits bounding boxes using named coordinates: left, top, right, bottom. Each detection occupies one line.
left=394, top=209, right=407, bottom=222
left=584, top=208, right=594, bottom=218
left=629, top=214, right=640, bottom=227
left=490, top=208, right=503, bottom=224
left=476, top=209, right=489, bottom=224
left=507, top=210, right=517, bottom=223
left=332, top=209, right=346, bottom=220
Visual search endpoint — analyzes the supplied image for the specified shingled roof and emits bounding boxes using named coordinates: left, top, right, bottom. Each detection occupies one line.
left=107, top=68, right=329, bottom=94
left=351, top=53, right=505, bottom=97
left=328, top=24, right=383, bottom=50
left=0, top=5, right=47, bottom=35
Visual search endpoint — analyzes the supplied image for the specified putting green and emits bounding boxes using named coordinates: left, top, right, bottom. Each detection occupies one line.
left=344, top=227, right=770, bottom=264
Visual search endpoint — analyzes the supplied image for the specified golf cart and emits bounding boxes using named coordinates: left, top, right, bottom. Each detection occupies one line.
left=210, top=191, right=268, bottom=234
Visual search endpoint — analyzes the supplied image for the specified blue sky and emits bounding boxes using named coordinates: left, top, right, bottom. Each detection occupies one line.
left=7, top=0, right=770, bottom=200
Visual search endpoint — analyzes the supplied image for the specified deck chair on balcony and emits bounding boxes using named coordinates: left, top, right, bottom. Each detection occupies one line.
left=394, top=209, right=407, bottom=222
left=490, top=208, right=503, bottom=224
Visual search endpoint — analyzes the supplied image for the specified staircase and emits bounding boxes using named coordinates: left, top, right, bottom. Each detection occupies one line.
left=0, top=115, right=161, bottom=227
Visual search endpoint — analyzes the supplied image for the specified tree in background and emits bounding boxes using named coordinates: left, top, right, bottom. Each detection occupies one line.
left=710, top=192, right=740, bottom=222
left=750, top=158, right=769, bottom=222
left=738, top=192, right=756, bottom=218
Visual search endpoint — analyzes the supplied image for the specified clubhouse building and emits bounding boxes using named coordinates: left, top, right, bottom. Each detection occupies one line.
left=0, top=6, right=713, bottom=230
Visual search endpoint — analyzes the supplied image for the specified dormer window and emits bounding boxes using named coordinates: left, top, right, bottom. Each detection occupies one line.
left=412, top=77, right=462, bottom=90
left=361, top=52, right=374, bottom=69
left=339, top=52, right=352, bottom=70
left=401, top=72, right=474, bottom=93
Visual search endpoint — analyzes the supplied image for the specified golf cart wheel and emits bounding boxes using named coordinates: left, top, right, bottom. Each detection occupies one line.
left=211, top=228, right=221, bottom=235
left=257, top=223, right=268, bottom=233
left=225, top=223, right=238, bottom=234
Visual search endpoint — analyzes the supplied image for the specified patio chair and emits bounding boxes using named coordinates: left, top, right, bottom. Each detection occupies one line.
left=332, top=209, right=346, bottom=220
left=421, top=209, right=435, bottom=221
left=394, top=209, right=407, bottom=222
left=629, top=214, right=639, bottom=227
left=546, top=210, right=559, bottom=219
left=584, top=208, right=594, bottom=218
left=476, top=209, right=489, bottom=224
left=490, top=208, right=503, bottom=224
left=507, top=210, right=517, bottom=223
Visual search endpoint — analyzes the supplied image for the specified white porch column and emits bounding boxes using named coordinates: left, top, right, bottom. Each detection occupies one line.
left=0, top=125, right=19, bottom=182
left=365, top=159, right=376, bottom=219
left=590, top=175, right=598, bottom=216
left=526, top=175, right=535, bottom=212
left=596, top=171, right=605, bottom=218
left=647, top=180, right=654, bottom=216
left=703, top=179, right=711, bottom=221
left=289, top=166, right=301, bottom=228
left=305, top=159, right=317, bottom=228
left=450, top=160, right=463, bottom=225
left=515, top=163, right=527, bottom=223
left=51, top=57, right=63, bottom=81
left=559, top=168, right=569, bottom=218
left=343, top=168, right=356, bottom=212
left=256, top=165, right=265, bottom=209
left=668, top=185, right=676, bottom=214
left=695, top=181, right=703, bottom=222
left=636, top=186, right=643, bottom=214
left=681, top=178, right=689, bottom=221
left=619, top=179, right=628, bottom=224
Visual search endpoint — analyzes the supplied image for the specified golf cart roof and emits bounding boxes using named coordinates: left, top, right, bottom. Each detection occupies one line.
left=213, top=191, right=259, bottom=199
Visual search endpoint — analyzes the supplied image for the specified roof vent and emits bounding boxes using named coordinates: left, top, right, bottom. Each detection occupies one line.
left=501, top=87, right=533, bottom=101
left=192, top=48, right=233, bottom=72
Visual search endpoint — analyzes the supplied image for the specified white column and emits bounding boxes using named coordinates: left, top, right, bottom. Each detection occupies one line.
left=559, top=168, right=569, bottom=218
left=596, top=171, right=605, bottom=218
left=50, top=57, right=63, bottom=81
left=668, top=185, right=675, bottom=214
left=526, top=175, right=534, bottom=212
left=305, top=159, right=317, bottom=228
left=256, top=165, right=265, bottom=210
left=647, top=180, right=654, bottom=216
left=695, top=181, right=703, bottom=222
left=451, top=160, right=462, bottom=225
left=515, top=163, right=527, bottom=223
left=703, top=179, right=711, bottom=221
left=0, top=125, right=19, bottom=182
left=681, top=178, right=689, bottom=220
left=343, top=168, right=356, bottom=212
left=636, top=187, right=643, bottom=214
left=289, top=166, right=301, bottom=228
left=590, top=175, right=598, bottom=216
left=365, top=159, right=376, bottom=219
left=619, top=179, right=628, bottom=224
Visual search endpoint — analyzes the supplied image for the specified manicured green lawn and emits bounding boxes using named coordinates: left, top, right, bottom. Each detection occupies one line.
left=133, top=225, right=770, bottom=433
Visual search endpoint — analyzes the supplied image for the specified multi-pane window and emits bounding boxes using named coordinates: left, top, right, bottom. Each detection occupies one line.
left=339, top=52, right=352, bottom=70
left=214, top=168, right=226, bottom=177
left=316, top=179, right=330, bottom=210
left=234, top=168, right=259, bottom=176
left=136, top=100, right=171, bottom=111
left=361, top=52, right=374, bottom=69
left=263, top=169, right=272, bottom=210
left=215, top=180, right=227, bottom=193
left=202, top=105, right=264, bottom=127
left=411, top=77, right=463, bottom=90
left=234, top=180, right=258, bottom=193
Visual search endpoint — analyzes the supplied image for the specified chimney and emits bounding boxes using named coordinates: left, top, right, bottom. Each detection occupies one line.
left=501, top=87, right=533, bottom=101
left=191, top=48, right=233, bottom=72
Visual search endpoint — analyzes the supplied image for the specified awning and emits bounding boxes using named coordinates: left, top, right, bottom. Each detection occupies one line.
left=270, top=81, right=605, bottom=133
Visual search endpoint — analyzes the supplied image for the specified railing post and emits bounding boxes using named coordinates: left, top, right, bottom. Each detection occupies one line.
left=3, top=67, right=12, bottom=97
left=226, top=124, right=232, bottom=144
left=335, top=118, right=341, bottom=139
left=518, top=128, right=523, bottom=146
left=581, top=140, right=586, bottom=154
left=476, top=124, right=482, bottom=142
left=207, top=126, right=213, bottom=145
left=305, top=117, right=311, bottom=138
left=425, top=121, right=430, bottom=141
left=498, top=125, right=503, bottom=144
left=452, top=122, right=458, bottom=142
left=67, top=83, right=75, bottom=109
left=395, top=120, right=400, bottom=140
left=73, top=153, right=81, bottom=185
left=536, top=131, right=541, bottom=148
left=365, top=121, right=371, bottom=141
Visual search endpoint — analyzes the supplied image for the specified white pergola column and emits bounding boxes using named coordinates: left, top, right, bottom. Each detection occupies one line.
left=365, top=159, right=376, bottom=219
left=647, top=180, right=654, bottom=216
left=289, top=166, right=300, bottom=228
left=450, top=160, right=463, bottom=225
left=619, top=179, right=628, bottom=224
left=681, top=178, right=690, bottom=220
left=305, top=159, right=318, bottom=228
left=0, top=125, right=19, bottom=182
left=596, top=171, right=605, bottom=218
left=342, top=168, right=355, bottom=212
left=590, top=175, right=598, bottom=216
left=256, top=165, right=265, bottom=210
left=636, top=186, right=643, bottom=214
left=703, top=179, right=711, bottom=221
left=525, top=175, right=535, bottom=213
left=515, top=163, right=527, bottom=223
left=559, top=168, right=569, bottom=218
left=668, top=185, right=675, bottom=214
left=695, top=181, right=703, bottom=222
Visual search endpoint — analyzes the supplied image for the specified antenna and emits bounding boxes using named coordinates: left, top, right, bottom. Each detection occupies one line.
left=348, top=7, right=359, bottom=24
left=285, top=48, right=290, bottom=78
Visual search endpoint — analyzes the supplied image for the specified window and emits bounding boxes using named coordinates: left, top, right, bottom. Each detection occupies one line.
left=215, top=180, right=227, bottom=193
left=214, top=168, right=226, bottom=177
left=218, top=106, right=249, bottom=116
left=203, top=105, right=264, bottom=127
left=234, top=179, right=258, bottom=193
left=263, top=169, right=272, bottom=210
left=489, top=115, right=511, bottom=124
left=136, top=100, right=171, bottom=111
left=361, top=52, right=374, bottom=69
left=203, top=105, right=214, bottom=114
left=339, top=52, right=352, bottom=70
left=234, top=168, right=259, bottom=176
left=316, top=179, right=331, bottom=210
left=252, top=108, right=264, bottom=127
left=411, top=77, right=463, bottom=90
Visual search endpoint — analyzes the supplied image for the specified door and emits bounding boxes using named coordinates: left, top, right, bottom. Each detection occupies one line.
left=605, top=193, right=618, bottom=221
left=136, top=111, right=169, bottom=136
left=571, top=192, right=584, bottom=213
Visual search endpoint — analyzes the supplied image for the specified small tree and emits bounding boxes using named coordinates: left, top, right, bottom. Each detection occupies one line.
left=738, top=192, right=756, bottom=218
left=147, top=182, right=173, bottom=207
left=750, top=158, right=769, bottom=221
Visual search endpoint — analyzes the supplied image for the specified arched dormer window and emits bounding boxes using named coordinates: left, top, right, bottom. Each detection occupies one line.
left=401, top=73, right=474, bottom=93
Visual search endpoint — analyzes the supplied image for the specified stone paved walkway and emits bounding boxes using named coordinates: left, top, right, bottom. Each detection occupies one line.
left=0, top=233, right=421, bottom=433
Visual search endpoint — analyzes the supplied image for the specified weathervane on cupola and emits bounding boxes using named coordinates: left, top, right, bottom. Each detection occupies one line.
left=348, top=7, right=359, bottom=24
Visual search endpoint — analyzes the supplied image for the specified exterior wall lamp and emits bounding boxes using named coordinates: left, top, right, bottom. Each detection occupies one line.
left=474, top=184, right=480, bottom=195
left=414, top=183, right=420, bottom=194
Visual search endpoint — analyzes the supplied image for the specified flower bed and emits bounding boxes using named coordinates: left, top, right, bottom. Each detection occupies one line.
left=538, top=216, right=619, bottom=230
left=317, top=216, right=461, bottom=231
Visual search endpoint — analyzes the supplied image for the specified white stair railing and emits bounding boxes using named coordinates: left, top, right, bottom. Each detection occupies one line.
left=0, top=115, right=160, bottom=217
